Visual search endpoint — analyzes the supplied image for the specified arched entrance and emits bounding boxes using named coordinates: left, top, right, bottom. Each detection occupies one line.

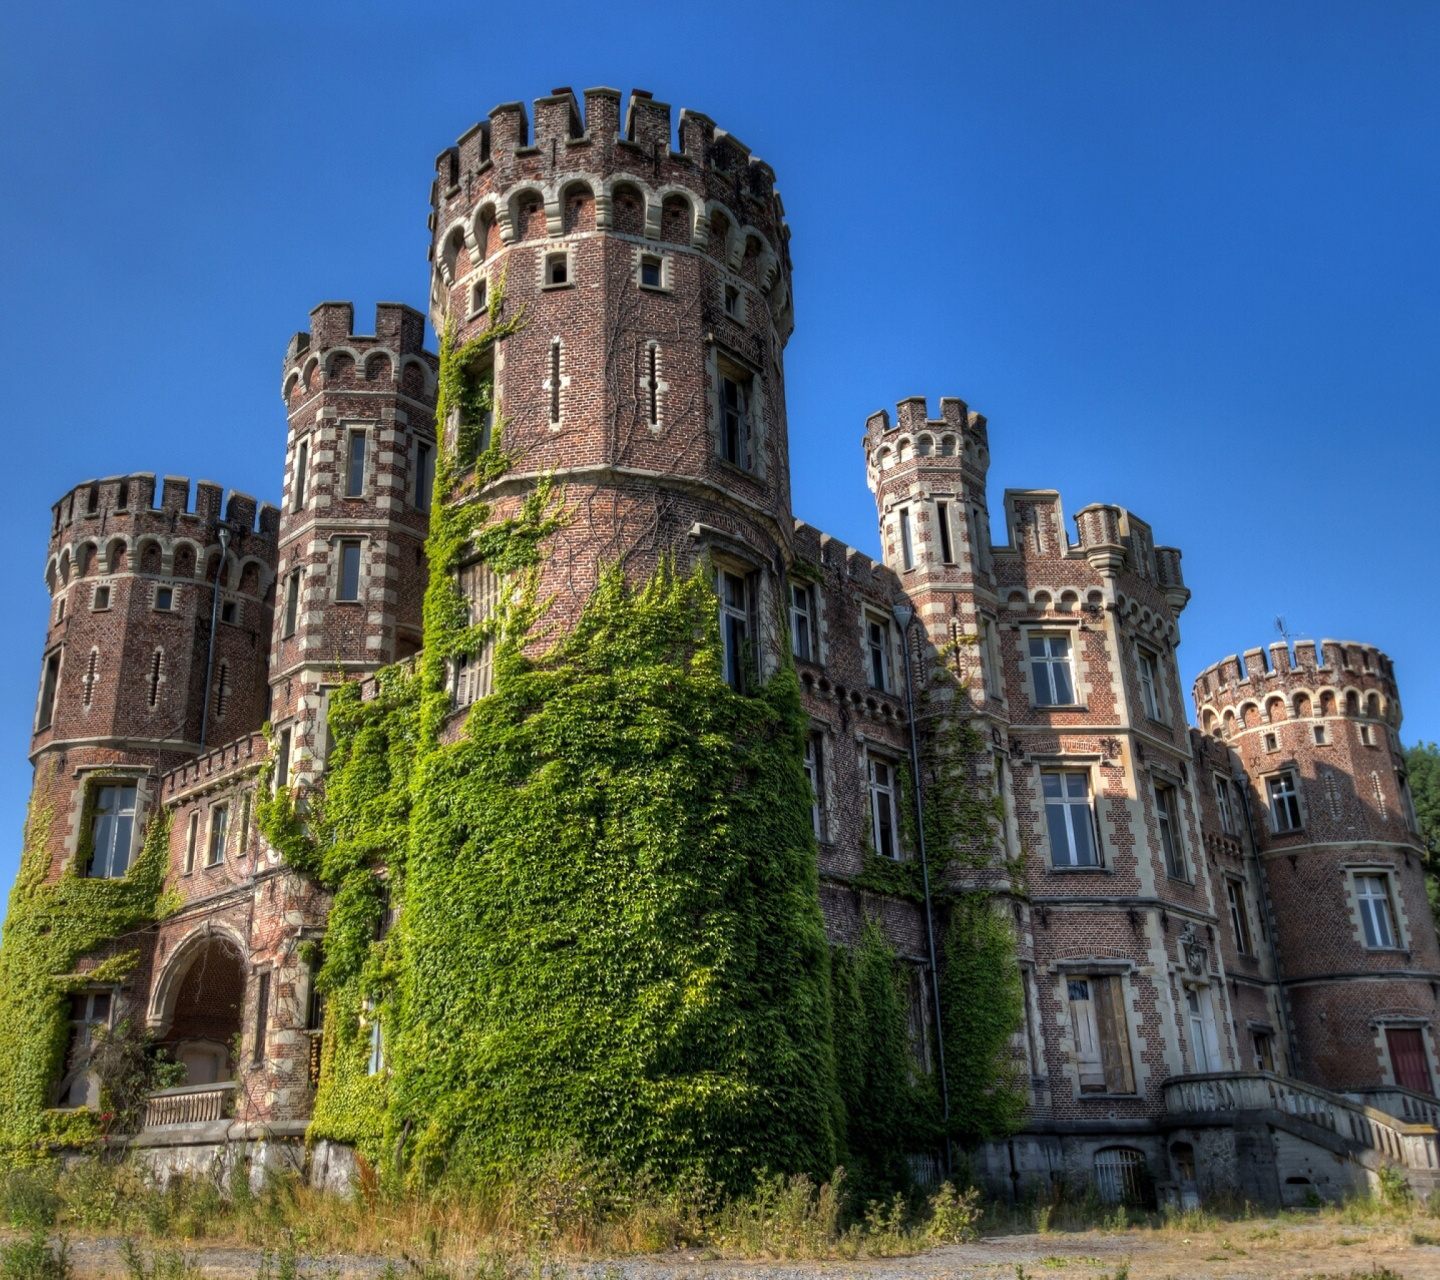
left=152, top=931, right=246, bottom=1085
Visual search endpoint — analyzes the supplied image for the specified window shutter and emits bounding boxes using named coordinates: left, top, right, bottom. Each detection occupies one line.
left=1094, top=976, right=1135, bottom=1094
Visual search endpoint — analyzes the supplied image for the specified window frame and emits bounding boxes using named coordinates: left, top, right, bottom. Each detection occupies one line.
left=898, top=506, right=914, bottom=571
left=1043, top=769, right=1101, bottom=868
left=154, top=585, right=174, bottom=612
left=1028, top=632, right=1076, bottom=707
left=337, top=540, right=363, bottom=603
left=205, top=802, right=229, bottom=867
left=1066, top=973, right=1136, bottom=1095
left=1137, top=647, right=1161, bottom=721
left=935, top=500, right=954, bottom=564
left=865, top=613, right=891, bottom=693
left=345, top=429, right=367, bottom=498
left=414, top=440, right=434, bottom=512
left=1355, top=872, right=1400, bottom=950
left=1213, top=774, right=1235, bottom=835
left=803, top=731, right=826, bottom=841
left=87, top=781, right=138, bottom=880
left=1226, top=878, right=1254, bottom=956
left=867, top=753, right=901, bottom=861
left=789, top=581, right=815, bottom=663
left=282, top=570, right=300, bottom=637
left=718, top=569, right=754, bottom=693
left=291, top=437, right=309, bottom=512
left=1154, top=780, right=1186, bottom=880
left=717, top=367, right=753, bottom=471
left=638, top=252, right=668, bottom=291
left=1267, top=771, right=1303, bottom=833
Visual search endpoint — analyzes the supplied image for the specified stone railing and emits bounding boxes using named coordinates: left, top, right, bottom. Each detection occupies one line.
left=142, top=1081, right=236, bottom=1128
left=1164, top=1072, right=1438, bottom=1175
left=1347, top=1085, right=1440, bottom=1129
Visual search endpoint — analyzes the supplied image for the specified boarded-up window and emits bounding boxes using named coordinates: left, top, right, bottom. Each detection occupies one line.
left=1068, top=975, right=1134, bottom=1094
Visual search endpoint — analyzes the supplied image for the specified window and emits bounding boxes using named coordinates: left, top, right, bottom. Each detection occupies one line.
left=1268, top=773, right=1302, bottom=832
left=899, top=507, right=914, bottom=570
left=544, top=252, right=569, bottom=287
left=719, top=373, right=751, bottom=469
left=367, top=1018, right=384, bottom=1076
left=1044, top=771, right=1098, bottom=867
left=1227, top=879, right=1253, bottom=955
left=453, top=563, right=500, bottom=705
left=865, top=616, right=890, bottom=692
left=471, top=278, right=487, bottom=313
left=252, top=971, right=270, bottom=1065
left=282, top=571, right=300, bottom=636
left=1360, top=724, right=1375, bottom=746
left=803, top=733, right=825, bottom=839
left=645, top=345, right=660, bottom=426
left=117, top=481, right=129, bottom=510
left=54, top=597, right=64, bottom=623
left=1313, top=723, right=1328, bottom=745
left=59, top=991, right=112, bottom=1106
left=37, top=652, right=60, bottom=730
left=338, top=541, right=362, bottom=601
left=345, top=431, right=366, bottom=497
left=83, top=650, right=97, bottom=708
left=155, top=586, right=173, bottom=611
left=1386, top=1027, right=1432, bottom=1094
left=213, top=663, right=229, bottom=720
left=789, top=582, right=814, bottom=662
left=1138, top=648, right=1160, bottom=720
left=549, top=340, right=562, bottom=423
left=415, top=442, right=434, bottom=512
left=1186, top=986, right=1222, bottom=1073
left=935, top=501, right=954, bottom=564
left=1214, top=776, right=1235, bottom=835
left=1029, top=634, right=1074, bottom=706
left=221, top=600, right=237, bottom=624
left=868, top=756, right=900, bottom=860
left=86, top=485, right=98, bottom=514
left=1252, top=1030, right=1275, bottom=1073
left=719, top=571, right=751, bottom=692
left=292, top=439, right=308, bottom=511
left=1094, top=1148, right=1147, bottom=1205
left=1356, top=874, right=1397, bottom=948
left=92, top=585, right=110, bottom=611
left=1263, top=732, right=1278, bottom=752
left=723, top=283, right=740, bottom=317
left=206, top=803, right=228, bottom=866
left=88, top=784, right=137, bottom=879
left=184, top=810, right=198, bottom=874
left=639, top=254, right=662, bottom=288
left=275, top=728, right=291, bottom=792
left=1155, top=783, right=1185, bottom=879
left=1067, top=976, right=1134, bottom=1093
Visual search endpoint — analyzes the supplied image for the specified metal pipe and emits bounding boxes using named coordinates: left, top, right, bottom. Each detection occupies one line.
left=893, top=603, right=952, bottom=1178
left=198, top=525, right=231, bottom=751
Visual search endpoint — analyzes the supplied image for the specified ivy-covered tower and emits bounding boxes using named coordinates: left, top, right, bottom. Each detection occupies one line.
left=428, top=87, right=797, bottom=667
left=272, top=303, right=438, bottom=791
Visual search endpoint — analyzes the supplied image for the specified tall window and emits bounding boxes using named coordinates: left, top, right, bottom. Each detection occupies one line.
left=1356, top=874, right=1397, bottom=948
left=1214, top=776, right=1235, bottom=835
left=719, top=571, right=750, bottom=692
left=935, top=501, right=954, bottom=564
left=415, top=442, right=434, bottom=512
left=803, top=733, right=825, bottom=839
left=645, top=345, right=660, bottom=426
left=88, top=784, right=137, bottom=879
left=1138, top=648, right=1160, bottom=720
left=338, top=541, right=362, bottom=602
left=1227, top=879, right=1253, bottom=955
left=1186, top=986, right=1222, bottom=1073
left=275, top=728, right=291, bottom=792
left=1268, top=773, right=1302, bottom=832
left=283, top=571, right=300, bottom=637
left=1067, top=976, right=1134, bottom=1093
left=252, top=971, right=270, bottom=1065
left=719, top=373, right=750, bottom=470
left=1029, top=634, right=1074, bottom=706
left=37, top=652, right=60, bottom=731
left=1155, top=783, right=1185, bottom=879
left=184, top=810, right=199, bottom=874
left=367, top=1018, right=385, bottom=1076
left=292, top=439, right=308, bottom=511
left=868, top=755, right=899, bottom=860
left=206, top=803, right=228, bottom=866
left=789, top=583, right=814, bottom=662
left=1252, top=1030, right=1275, bottom=1073
left=346, top=430, right=366, bottom=497
left=548, top=340, right=562, bottom=423
left=866, top=616, right=890, bottom=692
left=213, top=662, right=229, bottom=720
left=1044, top=771, right=1097, bottom=867
left=82, top=650, right=98, bottom=708
left=899, top=507, right=914, bottom=570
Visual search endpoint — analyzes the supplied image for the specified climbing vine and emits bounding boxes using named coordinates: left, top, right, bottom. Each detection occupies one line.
left=0, top=779, right=172, bottom=1162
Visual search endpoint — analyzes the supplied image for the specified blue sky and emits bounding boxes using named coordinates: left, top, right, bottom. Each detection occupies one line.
left=1, top=2, right=1437, bottom=910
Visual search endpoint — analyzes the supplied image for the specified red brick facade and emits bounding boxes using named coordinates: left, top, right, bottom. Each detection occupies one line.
left=15, top=87, right=1436, bottom=1199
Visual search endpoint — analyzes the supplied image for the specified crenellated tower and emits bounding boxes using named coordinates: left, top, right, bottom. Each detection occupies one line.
left=30, top=473, right=277, bottom=883
left=1194, top=641, right=1438, bottom=1092
left=427, top=87, right=797, bottom=673
left=272, top=302, right=438, bottom=790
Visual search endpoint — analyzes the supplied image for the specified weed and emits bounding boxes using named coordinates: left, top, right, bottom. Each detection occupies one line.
left=120, top=1239, right=202, bottom=1280
left=0, top=1166, right=60, bottom=1230
left=1413, top=1228, right=1440, bottom=1245
left=0, top=1230, right=68, bottom=1280
left=924, top=1182, right=982, bottom=1245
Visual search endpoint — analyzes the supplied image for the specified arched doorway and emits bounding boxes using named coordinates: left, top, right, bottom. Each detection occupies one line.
left=155, top=933, right=246, bottom=1085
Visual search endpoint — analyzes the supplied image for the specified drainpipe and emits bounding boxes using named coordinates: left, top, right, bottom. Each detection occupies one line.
left=1235, top=765, right=1298, bottom=1077
left=893, top=603, right=952, bottom=1179
left=199, top=525, right=231, bottom=751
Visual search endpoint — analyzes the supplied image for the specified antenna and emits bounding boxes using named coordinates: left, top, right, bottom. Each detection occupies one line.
left=1275, top=615, right=1295, bottom=643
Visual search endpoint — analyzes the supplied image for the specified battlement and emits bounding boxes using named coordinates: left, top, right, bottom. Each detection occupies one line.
left=864, top=396, right=987, bottom=454
left=286, top=302, right=430, bottom=363
left=282, top=302, right=437, bottom=405
left=1194, top=640, right=1398, bottom=712
left=49, top=474, right=280, bottom=543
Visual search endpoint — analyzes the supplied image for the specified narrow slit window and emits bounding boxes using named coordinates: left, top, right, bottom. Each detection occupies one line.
left=206, top=803, right=228, bottom=866
left=868, top=756, right=899, bottom=860
left=148, top=649, right=163, bottom=708
left=83, top=650, right=98, bottom=708
left=866, top=616, right=890, bottom=692
left=723, top=283, right=740, bottom=317
left=292, top=439, right=308, bottom=511
left=184, top=810, right=198, bottom=874
left=936, top=501, right=954, bottom=564
left=252, top=971, right=270, bottom=1065
left=283, top=571, right=300, bottom=636
left=719, top=374, right=750, bottom=469
left=899, top=507, right=914, bottom=570
left=275, top=729, right=291, bottom=792
left=789, top=583, right=814, bottom=662
left=346, top=431, right=366, bottom=497
left=338, top=541, right=362, bottom=601
left=647, top=346, right=659, bottom=425
left=415, top=442, right=434, bottom=512
left=549, top=341, right=561, bottom=424
left=37, top=653, right=60, bottom=730
left=214, top=662, right=229, bottom=720
left=1227, top=879, right=1253, bottom=954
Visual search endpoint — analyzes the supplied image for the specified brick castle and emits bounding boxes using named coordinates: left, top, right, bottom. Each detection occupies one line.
left=14, top=87, right=1438, bottom=1204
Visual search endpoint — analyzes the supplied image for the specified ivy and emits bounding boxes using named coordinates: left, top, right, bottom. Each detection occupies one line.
left=0, top=780, right=172, bottom=1162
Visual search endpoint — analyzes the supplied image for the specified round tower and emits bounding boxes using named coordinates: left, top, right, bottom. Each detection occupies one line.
left=427, top=87, right=796, bottom=669
left=273, top=302, right=438, bottom=789
left=1193, top=640, right=1439, bottom=1094
left=30, top=473, right=278, bottom=882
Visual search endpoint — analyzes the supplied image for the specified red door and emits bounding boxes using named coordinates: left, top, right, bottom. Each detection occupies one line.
left=1387, top=1028, right=1433, bottom=1095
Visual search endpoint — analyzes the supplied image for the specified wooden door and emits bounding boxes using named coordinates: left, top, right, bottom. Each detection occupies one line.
left=1388, top=1028, right=1433, bottom=1095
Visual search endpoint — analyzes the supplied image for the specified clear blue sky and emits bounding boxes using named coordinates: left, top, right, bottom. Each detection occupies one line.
left=2, top=2, right=1437, bottom=912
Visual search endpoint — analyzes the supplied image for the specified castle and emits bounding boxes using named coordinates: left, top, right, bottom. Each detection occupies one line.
left=8, top=86, right=1438, bottom=1206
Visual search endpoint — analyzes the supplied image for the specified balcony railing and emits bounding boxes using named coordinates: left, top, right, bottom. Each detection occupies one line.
left=142, top=1081, right=235, bottom=1128
left=1164, top=1071, right=1438, bottom=1174
left=1346, top=1085, right=1440, bottom=1129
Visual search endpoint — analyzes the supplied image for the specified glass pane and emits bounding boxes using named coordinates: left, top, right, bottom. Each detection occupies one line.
left=1029, top=638, right=1046, bottom=658
left=1070, top=805, right=1095, bottom=864
left=1046, top=803, right=1073, bottom=863
left=725, top=574, right=745, bottom=609
left=341, top=545, right=361, bottom=600
left=1068, top=979, right=1089, bottom=1001
left=117, top=785, right=135, bottom=814
left=1042, top=773, right=1063, bottom=799
left=111, top=816, right=133, bottom=874
left=1065, top=773, right=1089, bottom=800
left=1051, top=660, right=1074, bottom=704
left=91, top=993, right=110, bottom=1020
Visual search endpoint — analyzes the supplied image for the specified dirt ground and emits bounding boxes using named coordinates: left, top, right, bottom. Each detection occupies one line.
left=39, top=1216, right=1440, bottom=1279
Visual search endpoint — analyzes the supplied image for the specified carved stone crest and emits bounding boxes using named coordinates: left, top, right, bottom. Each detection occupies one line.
left=1179, top=924, right=1207, bottom=976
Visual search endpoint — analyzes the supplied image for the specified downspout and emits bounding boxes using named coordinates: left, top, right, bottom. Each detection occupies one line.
left=893, top=603, right=952, bottom=1178
left=199, top=525, right=231, bottom=751
left=1235, top=766, right=1298, bottom=1076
